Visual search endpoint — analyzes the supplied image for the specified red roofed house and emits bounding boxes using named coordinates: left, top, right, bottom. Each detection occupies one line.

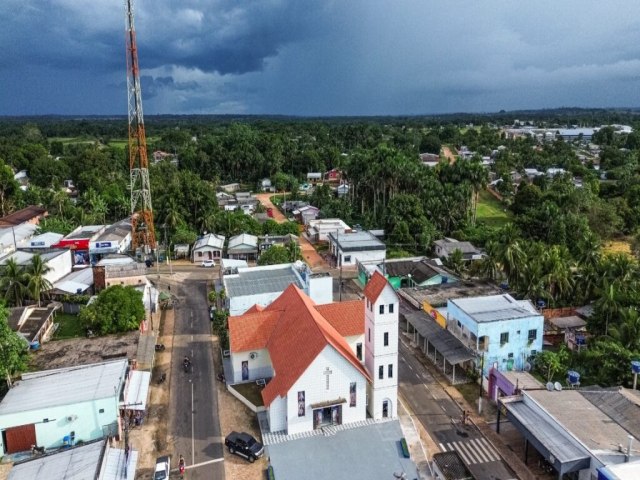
left=228, top=271, right=398, bottom=435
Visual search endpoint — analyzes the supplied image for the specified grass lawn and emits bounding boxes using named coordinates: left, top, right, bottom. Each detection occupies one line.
left=53, top=313, right=84, bottom=340
left=476, top=190, right=511, bottom=228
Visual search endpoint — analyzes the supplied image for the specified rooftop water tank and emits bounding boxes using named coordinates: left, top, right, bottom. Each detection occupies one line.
left=568, top=370, right=580, bottom=385
left=631, top=361, right=640, bottom=374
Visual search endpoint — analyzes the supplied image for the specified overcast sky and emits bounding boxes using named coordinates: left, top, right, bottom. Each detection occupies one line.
left=1, top=0, right=639, bottom=116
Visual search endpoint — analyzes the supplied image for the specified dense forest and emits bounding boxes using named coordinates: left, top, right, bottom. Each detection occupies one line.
left=2, top=109, right=640, bottom=385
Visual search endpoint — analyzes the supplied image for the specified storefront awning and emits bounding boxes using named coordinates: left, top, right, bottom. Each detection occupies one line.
left=123, top=370, right=151, bottom=410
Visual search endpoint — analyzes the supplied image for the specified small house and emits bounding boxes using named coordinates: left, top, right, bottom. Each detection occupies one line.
left=191, top=233, right=225, bottom=262
left=323, top=168, right=342, bottom=183
left=227, top=233, right=259, bottom=261
left=260, top=178, right=273, bottom=192
left=293, top=205, right=320, bottom=225
left=306, top=172, right=322, bottom=184
left=433, top=238, right=483, bottom=261
left=328, top=230, right=386, bottom=267
left=307, top=218, right=350, bottom=243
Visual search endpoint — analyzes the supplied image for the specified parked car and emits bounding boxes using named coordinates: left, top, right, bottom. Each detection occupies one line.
left=224, top=431, right=264, bottom=463
left=202, top=259, right=215, bottom=267
left=154, top=456, right=170, bottom=480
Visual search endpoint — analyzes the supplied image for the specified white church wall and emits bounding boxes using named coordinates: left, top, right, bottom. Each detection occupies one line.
left=230, top=348, right=273, bottom=384
left=345, top=333, right=365, bottom=363
left=268, top=395, right=287, bottom=433
left=285, top=345, right=367, bottom=435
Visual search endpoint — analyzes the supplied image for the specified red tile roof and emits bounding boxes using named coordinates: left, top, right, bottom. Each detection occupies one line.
left=244, top=304, right=264, bottom=315
left=228, top=311, right=280, bottom=352
left=314, top=300, right=364, bottom=337
left=227, top=284, right=370, bottom=407
left=363, top=270, right=388, bottom=303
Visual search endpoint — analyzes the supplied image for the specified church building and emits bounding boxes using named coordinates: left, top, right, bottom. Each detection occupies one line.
left=227, top=271, right=398, bottom=435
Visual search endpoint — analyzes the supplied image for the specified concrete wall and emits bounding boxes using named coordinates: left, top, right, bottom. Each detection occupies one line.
left=44, top=250, right=73, bottom=284
left=0, top=396, right=119, bottom=452
left=284, top=345, right=367, bottom=435
left=338, top=249, right=386, bottom=267
left=345, top=334, right=365, bottom=363
left=305, top=274, right=333, bottom=305
left=268, top=395, right=287, bottom=433
left=230, top=348, right=273, bottom=384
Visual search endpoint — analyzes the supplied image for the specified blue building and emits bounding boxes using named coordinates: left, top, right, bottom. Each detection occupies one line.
left=446, top=294, right=543, bottom=374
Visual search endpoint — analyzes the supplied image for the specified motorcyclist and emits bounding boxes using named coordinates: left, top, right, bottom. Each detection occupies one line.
left=183, top=356, right=190, bottom=366
left=179, top=454, right=185, bottom=475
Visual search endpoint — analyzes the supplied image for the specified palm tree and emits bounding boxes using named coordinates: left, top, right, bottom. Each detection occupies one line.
left=27, top=255, right=52, bottom=307
left=476, top=240, right=501, bottom=281
left=445, top=249, right=467, bottom=278
left=596, top=278, right=622, bottom=336
left=0, top=258, right=28, bottom=307
left=609, top=308, right=640, bottom=350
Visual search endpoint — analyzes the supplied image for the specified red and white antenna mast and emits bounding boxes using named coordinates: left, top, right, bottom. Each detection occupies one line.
left=125, top=0, right=156, bottom=253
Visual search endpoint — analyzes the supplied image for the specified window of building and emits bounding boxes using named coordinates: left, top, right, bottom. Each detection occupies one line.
left=356, top=343, right=362, bottom=360
left=379, top=304, right=385, bottom=314
left=528, top=329, right=537, bottom=342
left=389, top=303, right=394, bottom=313
left=388, top=364, right=393, bottom=378
left=368, top=328, right=371, bottom=342
left=508, top=352, right=514, bottom=359
left=344, top=255, right=351, bottom=263
left=500, top=332, right=509, bottom=345
left=379, top=365, right=384, bottom=379
left=384, top=332, right=389, bottom=346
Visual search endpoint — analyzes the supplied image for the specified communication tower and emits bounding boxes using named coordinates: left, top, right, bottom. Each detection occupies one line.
left=125, top=0, right=156, bottom=252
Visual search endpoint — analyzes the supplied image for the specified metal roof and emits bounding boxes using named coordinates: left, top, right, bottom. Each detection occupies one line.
left=580, top=388, right=640, bottom=442
left=548, top=315, right=587, bottom=330
left=8, top=440, right=138, bottom=480
left=404, top=310, right=476, bottom=364
left=504, top=396, right=590, bottom=464
left=224, top=265, right=303, bottom=297
left=52, top=267, right=94, bottom=294
left=193, top=233, right=225, bottom=251
left=0, top=360, right=128, bottom=415
left=228, top=233, right=258, bottom=251
left=328, top=230, right=386, bottom=252
left=65, top=225, right=105, bottom=240
left=450, top=294, right=539, bottom=323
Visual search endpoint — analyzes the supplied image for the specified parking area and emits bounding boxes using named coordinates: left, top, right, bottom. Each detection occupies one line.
left=267, top=420, right=418, bottom=480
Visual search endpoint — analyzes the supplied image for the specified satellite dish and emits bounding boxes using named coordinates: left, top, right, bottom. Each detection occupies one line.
left=546, top=382, right=554, bottom=391
left=524, top=362, right=532, bottom=372
left=554, top=382, right=563, bottom=391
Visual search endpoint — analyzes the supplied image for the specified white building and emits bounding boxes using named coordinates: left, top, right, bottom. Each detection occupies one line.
left=20, top=232, right=64, bottom=250
left=0, top=223, right=37, bottom=255
left=227, top=233, right=258, bottom=261
left=328, top=230, right=386, bottom=267
left=0, top=249, right=73, bottom=285
left=191, top=233, right=225, bottom=262
left=89, top=217, right=132, bottom=257
left=227, top=271, right=398, bottom=435
left=307, top=218, right=350, bottom=243
left=0, top=360, right=129, bottom=453
left=223, top=262, right=332, bottom=316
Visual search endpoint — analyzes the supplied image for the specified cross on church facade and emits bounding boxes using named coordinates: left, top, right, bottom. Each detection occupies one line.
left=323, top=367, right=332, bottom=390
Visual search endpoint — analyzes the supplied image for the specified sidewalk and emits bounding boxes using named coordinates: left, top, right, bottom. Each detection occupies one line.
left=397, top=396, right=435, bottom=479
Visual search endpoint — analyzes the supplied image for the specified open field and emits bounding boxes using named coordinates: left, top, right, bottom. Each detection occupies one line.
left=476, top=190, right=510, bottom=228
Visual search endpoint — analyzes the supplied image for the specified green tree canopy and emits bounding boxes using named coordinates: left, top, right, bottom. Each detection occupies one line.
left=257, top=245, right=291, bottom=266
left=0, top=306, right=28, bottom=385
left=79, top=285, right=145, bottom=335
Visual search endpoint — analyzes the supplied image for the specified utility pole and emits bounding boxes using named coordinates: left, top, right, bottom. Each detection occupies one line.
left=478, top=351, right=485, bottom=414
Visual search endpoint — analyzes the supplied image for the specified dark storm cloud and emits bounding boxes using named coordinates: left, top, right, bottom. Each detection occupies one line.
left=0, top=0, right=639, bottom=115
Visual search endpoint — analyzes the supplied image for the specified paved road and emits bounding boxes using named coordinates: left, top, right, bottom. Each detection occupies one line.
left=398, top=338, right=516, bottom=480
left=169, top=277, right=225, bottom=480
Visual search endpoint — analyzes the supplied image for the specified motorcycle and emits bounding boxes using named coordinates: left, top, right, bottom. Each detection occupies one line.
left=179, top=456, right=186, bottom=476
left=31, top=444, right=45, bottom=455
left=183, top=359, right=191, bottom=372
left=155, top=344, right=165, bottom=352
left=157, top=373, right=166, bottom=384
left=216, top=373, right=225, bottom=383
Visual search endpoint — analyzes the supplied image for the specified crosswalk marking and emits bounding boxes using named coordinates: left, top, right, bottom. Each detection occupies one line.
left=442, top=437, right=500, bottom=465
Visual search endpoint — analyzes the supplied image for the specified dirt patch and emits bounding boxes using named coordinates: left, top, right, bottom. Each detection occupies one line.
left=0, top=462, right=12, bottom=480
left=214, top=340, right=267, bottom=480
left=29, top=330, right=140, bottom=371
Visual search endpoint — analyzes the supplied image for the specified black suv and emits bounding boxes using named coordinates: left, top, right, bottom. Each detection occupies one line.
left=224, top=431, right=264, bottom=463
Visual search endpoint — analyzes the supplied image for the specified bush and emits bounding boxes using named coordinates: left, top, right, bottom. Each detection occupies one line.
left=78, top=285, right=145, bottom=335
left=266, top=466, right=275, bottom=480
left=400, top=438, right=410, bottom=458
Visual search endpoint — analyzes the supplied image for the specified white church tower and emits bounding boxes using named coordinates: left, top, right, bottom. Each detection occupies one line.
left=363, top=271, right=398, bottom=420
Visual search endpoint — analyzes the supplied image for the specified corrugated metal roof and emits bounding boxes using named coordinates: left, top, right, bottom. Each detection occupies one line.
left=0, top=360, right=127, bottom=415
left=193, top=233, right=225, bottom=250
left=8, top=440, right=103, bottom=480
left=228, top=233, right=258, bottom=250
left=224, top=266, right=303, bottom=297
left=450, top=294, right=539, bottom=323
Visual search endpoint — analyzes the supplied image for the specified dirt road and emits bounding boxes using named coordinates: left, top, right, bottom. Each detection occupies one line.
left=254, top=193, right=327, bottom=268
